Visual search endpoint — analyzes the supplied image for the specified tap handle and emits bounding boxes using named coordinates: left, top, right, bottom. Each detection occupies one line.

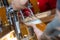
left=2, top=0, right=9, bottom=7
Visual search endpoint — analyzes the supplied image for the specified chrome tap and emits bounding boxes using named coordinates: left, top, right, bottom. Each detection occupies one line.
left=2, top=0, right=21, bottom=40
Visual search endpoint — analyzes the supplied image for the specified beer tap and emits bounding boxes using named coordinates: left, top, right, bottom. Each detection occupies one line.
left=2, top=0, right=21, bottom=40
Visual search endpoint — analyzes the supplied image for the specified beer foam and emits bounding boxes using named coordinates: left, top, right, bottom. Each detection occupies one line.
left=25, top=19, right=42, bottom=25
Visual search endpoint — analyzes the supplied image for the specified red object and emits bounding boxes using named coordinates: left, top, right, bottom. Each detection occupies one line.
left=37, top=0, right=57, bottom=12
left=19, top=8, right=34, bottom=17
left=22, top=8, right=31, bottom=17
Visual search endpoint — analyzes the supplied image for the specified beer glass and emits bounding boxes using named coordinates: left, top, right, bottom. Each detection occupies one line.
left=20, top=7, right=46, bottom=40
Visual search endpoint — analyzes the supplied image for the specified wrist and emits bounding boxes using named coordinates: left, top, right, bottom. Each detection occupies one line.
left=32, top=25, right=37, bottom=29
left=33, top=26, right=43, bottom=40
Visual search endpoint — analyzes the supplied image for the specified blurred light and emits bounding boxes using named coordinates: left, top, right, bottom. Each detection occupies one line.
left=0, top=30, right=17, bottom=40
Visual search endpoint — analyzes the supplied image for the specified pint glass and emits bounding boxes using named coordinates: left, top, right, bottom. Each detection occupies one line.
left=20, top=6, right=46, bottom=40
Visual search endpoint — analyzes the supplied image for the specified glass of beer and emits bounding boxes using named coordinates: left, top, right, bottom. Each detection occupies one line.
left=20, top=14, right=46, bottom=40
left=20, top=7, right=46, bottom=40
left=23, top=16, right=46, bottom=40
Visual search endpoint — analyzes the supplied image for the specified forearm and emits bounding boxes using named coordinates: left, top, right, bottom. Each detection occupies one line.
left=7, top=0, right=28, bottom=10
left=33, top=25, right=51, bottom=40
left=32, top=25, right=43, bottom=40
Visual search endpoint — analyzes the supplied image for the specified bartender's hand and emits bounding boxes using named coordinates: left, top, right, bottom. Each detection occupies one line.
left=27, top=24, right=43, bottom=40
left=10, top=0, right=28, bottom=10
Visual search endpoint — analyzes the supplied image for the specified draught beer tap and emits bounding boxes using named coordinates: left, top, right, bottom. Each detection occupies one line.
left=2, top=0, right=21, bottom=40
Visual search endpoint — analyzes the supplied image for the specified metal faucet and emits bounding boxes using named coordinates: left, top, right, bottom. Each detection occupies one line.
left=7, top=6, right=21, bottom=40
left=2, top=0, right=21, bottom=40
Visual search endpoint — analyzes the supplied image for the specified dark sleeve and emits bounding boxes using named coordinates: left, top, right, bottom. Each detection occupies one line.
left=56, top=0, right=60, bottom=10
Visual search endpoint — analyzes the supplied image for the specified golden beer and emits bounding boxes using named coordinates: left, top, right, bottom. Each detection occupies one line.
left=0, top=7, right=7, bottom=23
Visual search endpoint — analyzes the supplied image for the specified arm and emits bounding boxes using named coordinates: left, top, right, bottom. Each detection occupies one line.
left=31, top=25, right=43, bottom=40
left=31, top=24, right=52, bottom=40
left=10, top=0, right=28, bottom=10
